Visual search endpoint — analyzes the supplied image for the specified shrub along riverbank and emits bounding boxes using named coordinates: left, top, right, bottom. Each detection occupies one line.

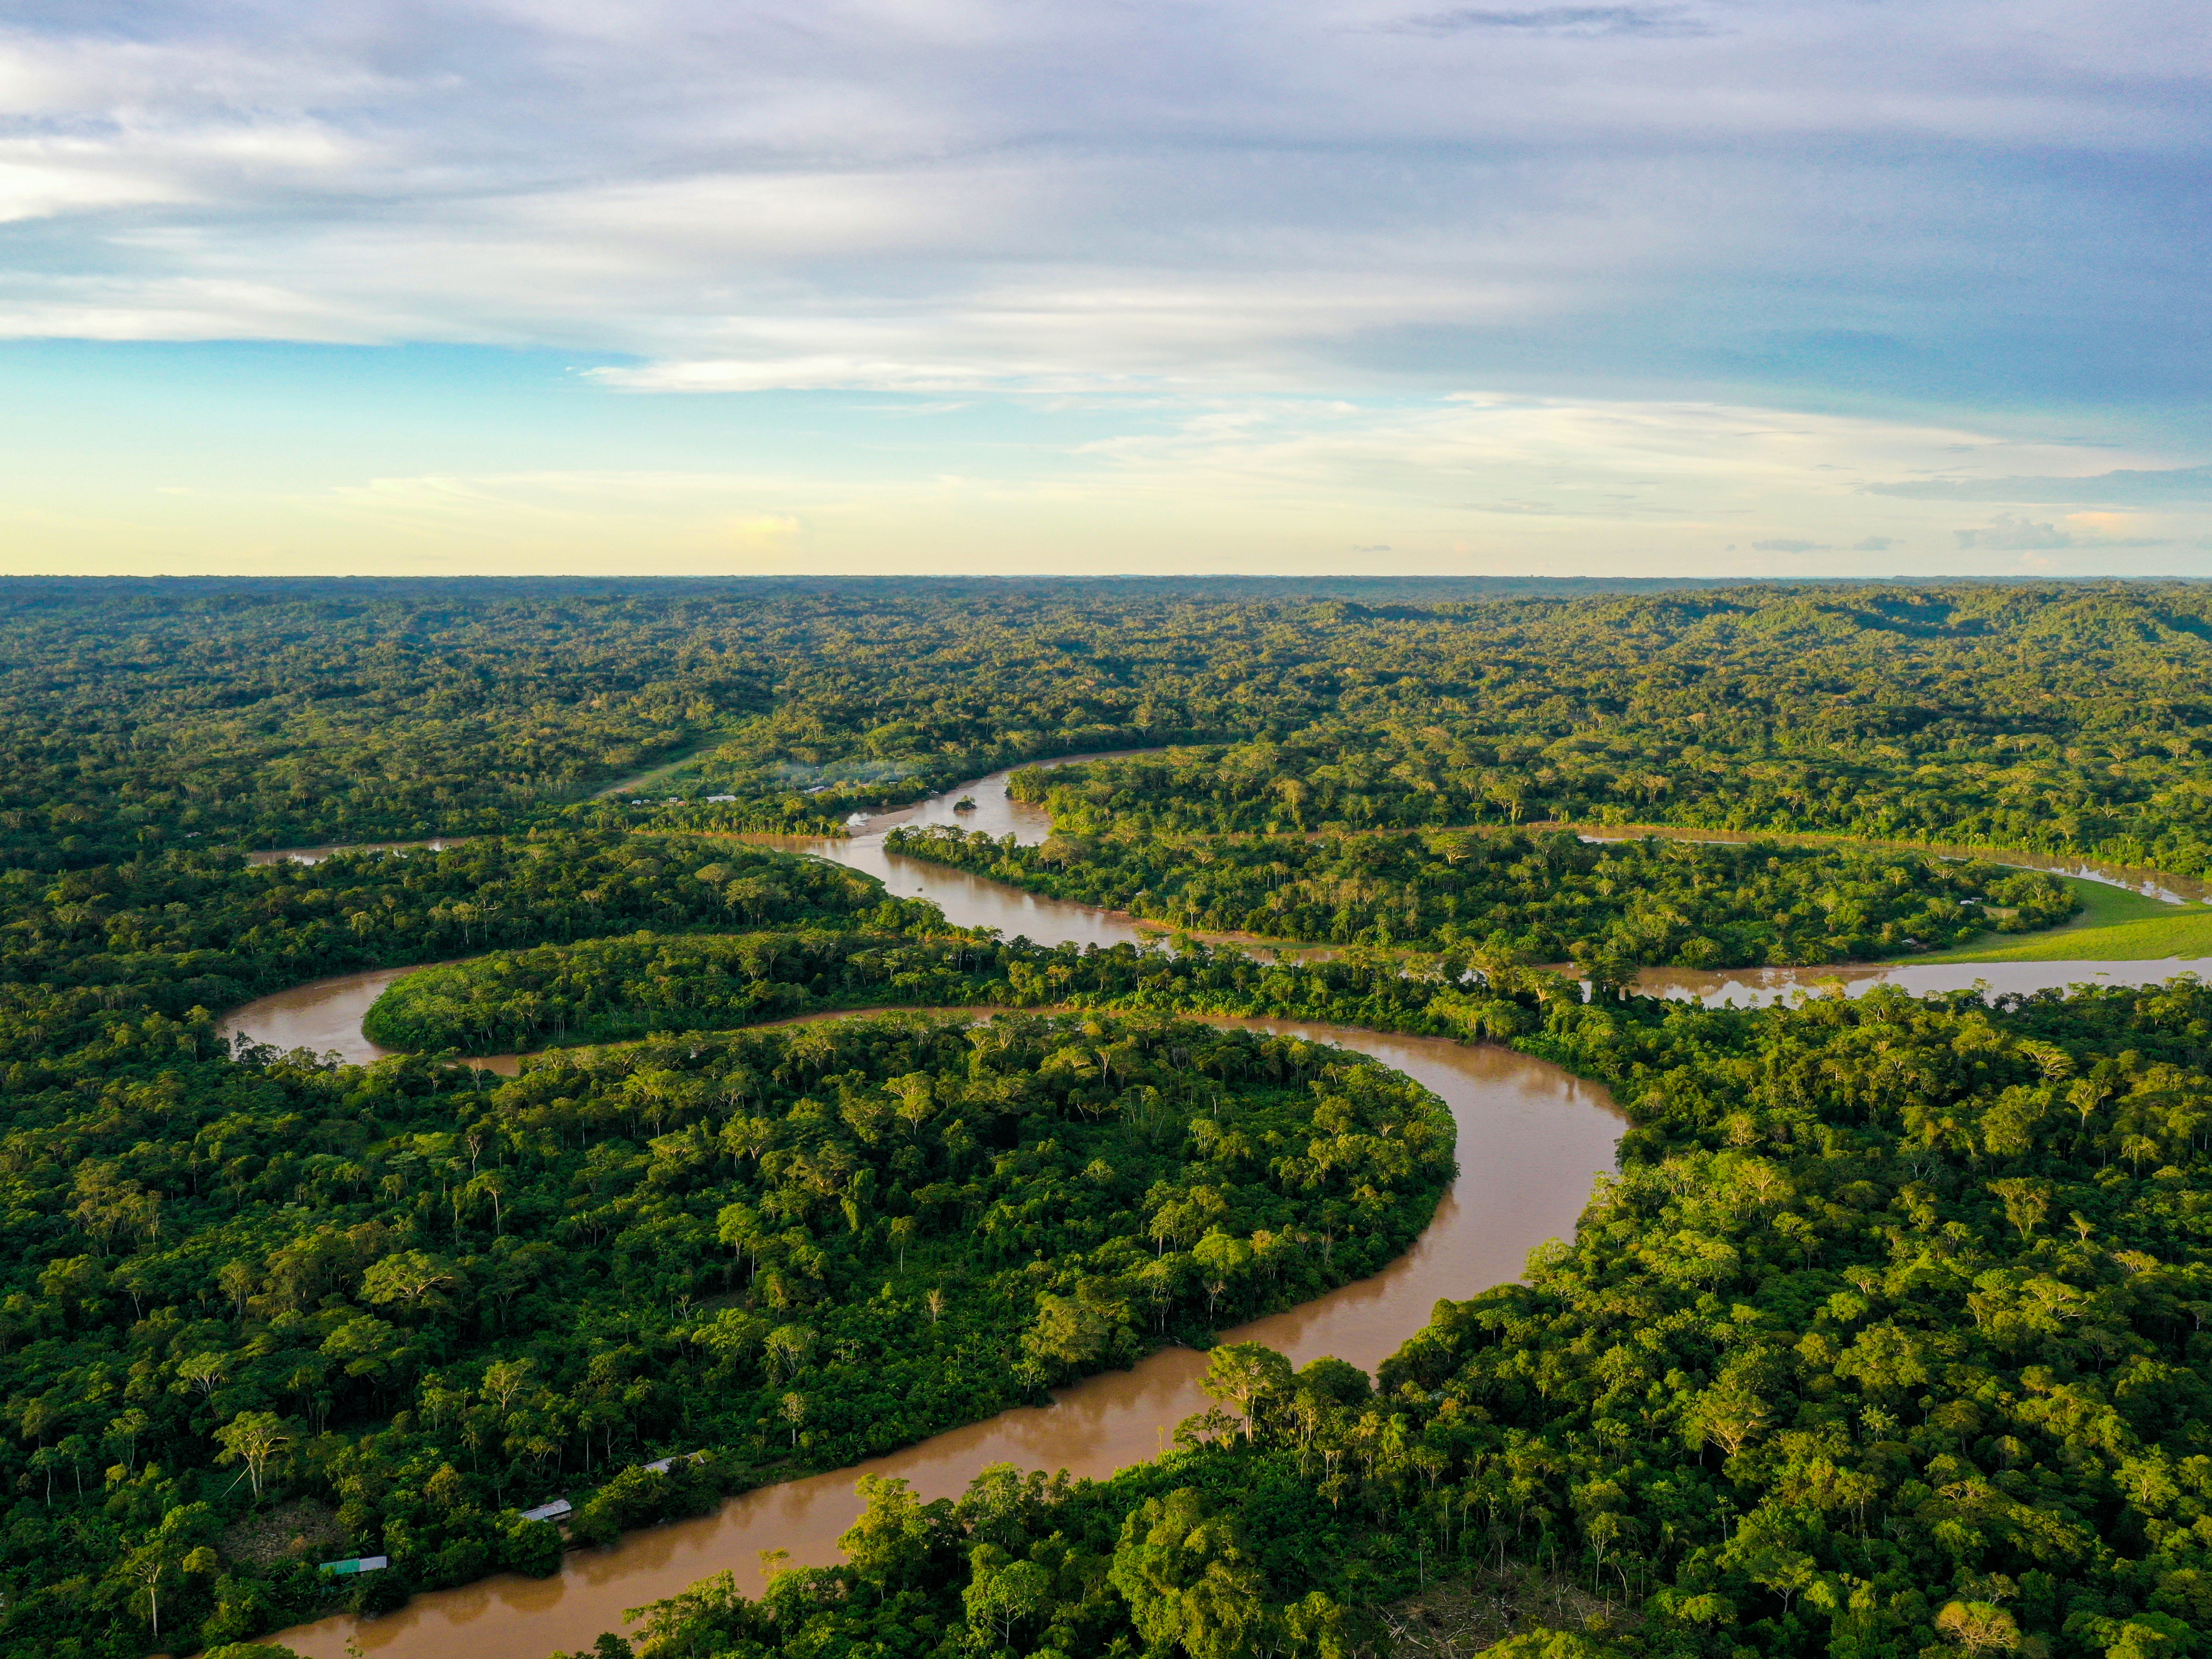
left=362, top=928, right=1002, bottom=1054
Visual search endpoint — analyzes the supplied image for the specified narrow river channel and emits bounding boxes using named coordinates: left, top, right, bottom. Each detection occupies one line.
left=222, top=759, right=2212, bottom=1658
left=233, top=758, right=2212, bottom=1040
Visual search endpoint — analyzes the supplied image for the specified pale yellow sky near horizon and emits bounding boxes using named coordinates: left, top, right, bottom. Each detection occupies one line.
left=4, top=389, right=2205, bottom=580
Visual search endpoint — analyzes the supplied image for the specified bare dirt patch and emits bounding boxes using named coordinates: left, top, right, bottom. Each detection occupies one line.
left=220, top=1498, right=345, bottom=1568
left=1380, top=1565, right=1642, bottom=1657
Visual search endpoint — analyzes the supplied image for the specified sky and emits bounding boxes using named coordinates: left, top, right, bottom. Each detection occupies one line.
left=1, top=0, right=2208, bottom=578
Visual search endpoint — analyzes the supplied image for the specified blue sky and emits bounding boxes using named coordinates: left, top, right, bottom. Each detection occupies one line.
left=2, top=0, right=2207, bottom=576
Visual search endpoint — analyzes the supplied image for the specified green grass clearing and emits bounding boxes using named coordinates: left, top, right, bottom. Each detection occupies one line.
left=588, top=732, right=737, bottom=799
left=1932, top=875, right=2212, bottom=962
left=2056, top=876, right=2195, bottom=929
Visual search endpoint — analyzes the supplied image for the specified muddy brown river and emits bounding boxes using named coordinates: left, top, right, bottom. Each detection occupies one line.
left=264, top=1021, right=1619, bottom=1659
left=235, top=758, right=2212, bottom=1018
left=223, top=760, right=2209, bottom=1657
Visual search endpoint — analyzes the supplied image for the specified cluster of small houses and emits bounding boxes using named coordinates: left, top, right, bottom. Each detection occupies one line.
left=320, top=1453, right=704, bottom=1579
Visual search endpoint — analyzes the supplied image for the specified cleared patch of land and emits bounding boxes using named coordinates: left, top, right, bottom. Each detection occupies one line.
left=1379, top=1566, right=1639, bottom=1658
left=1935, top=876, right=2212, bottom=963
left=590, top=732, right=735, bottom=799
left=219, top=1497, right=344, bottom=1569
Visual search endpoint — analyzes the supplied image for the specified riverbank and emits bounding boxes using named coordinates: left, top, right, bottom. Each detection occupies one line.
left=218, top=762, right=2212, bottom=1656
left=1925, top=874, right=2212, bottom=961
left=266, top=1014, right=1622, bottom=1659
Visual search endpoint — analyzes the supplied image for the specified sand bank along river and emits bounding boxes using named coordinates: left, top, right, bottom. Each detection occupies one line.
left=219, top=759, right=2211, bottom=1657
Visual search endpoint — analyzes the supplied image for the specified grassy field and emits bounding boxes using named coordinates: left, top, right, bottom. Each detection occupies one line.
left=1934, top=876, right=2212, bottom=963
left=588, top=732, right=738, bottom=799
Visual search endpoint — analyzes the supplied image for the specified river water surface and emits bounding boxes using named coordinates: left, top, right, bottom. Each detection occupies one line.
left=269, top=1021, right=1619, bottom=1659
left=231, top=760, right=2212, bottom=1028
left=230, top=760, right=2212, bottom=1658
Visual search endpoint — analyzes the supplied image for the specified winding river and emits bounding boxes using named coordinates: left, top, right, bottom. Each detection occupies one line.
left=262, top=1021, right=1618, bottom=1659
left=224, top=761, right=2211, bottom=1657
left=233, top=759, right=2212, bottom=1043
left=770, top=766, right=2212, bottom=1008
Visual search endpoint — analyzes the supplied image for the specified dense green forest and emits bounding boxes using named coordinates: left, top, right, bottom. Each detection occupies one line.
left=885, top=823, right=2076, bottom=968
left=334, top=918, right=2212, bottom=1659
left=561, top=975, right=2212, bottom=1659
left=1006, top=686, right=2212, bottom=872
left=0, top=741, right=1489, bottom=1656
left=0, top=872, right=1458, bottom=1654
left=16, top=578, right=2212, bottom=881
left=14, top=577, right=2212, bottom=1659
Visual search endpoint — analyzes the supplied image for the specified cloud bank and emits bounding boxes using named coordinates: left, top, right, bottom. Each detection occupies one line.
left=0, top=0, right=2206, bottom=404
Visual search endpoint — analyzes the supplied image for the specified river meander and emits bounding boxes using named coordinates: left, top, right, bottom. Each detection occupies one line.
left=262, top=1020, right=1620, bottom=1659
left=234, top=758, right=2212, bottom=1032
left=775, top=772, right=2212, bottom=1008
left=224, top=760, right=2211, bottom=1657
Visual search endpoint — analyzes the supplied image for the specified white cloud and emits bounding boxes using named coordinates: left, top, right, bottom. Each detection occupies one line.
left=0, top=0, right=2200, bottom=404
left=0, top=149, right=185, bottom=223
left=1956, top=514, right=2072, bottom=551
left=1949, top=511, right=2174, bottom=553
left=0, top=274, right=402, bottom=341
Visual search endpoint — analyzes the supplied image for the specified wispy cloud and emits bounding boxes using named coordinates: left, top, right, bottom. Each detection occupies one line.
left=1952, top=512, right=2171, bottom=552
left=1955, top=514, right=2074, bottom=551
left=1398, top=7, right=1711, bottom=38
left=1867, top=465, right=2212, bottom=505
left=0, top=0, right=2203, bottom=409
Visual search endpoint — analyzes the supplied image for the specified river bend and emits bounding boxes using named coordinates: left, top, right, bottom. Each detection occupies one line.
left=228, top=759, right=2210, bottom=1657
